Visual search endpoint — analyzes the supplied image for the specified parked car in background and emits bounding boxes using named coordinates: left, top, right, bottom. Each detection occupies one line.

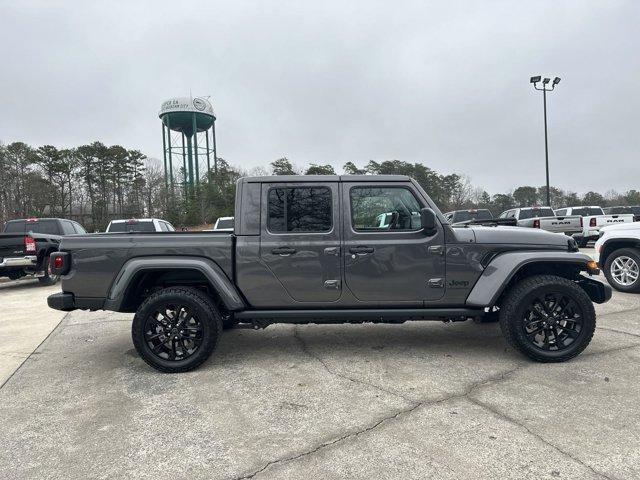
left=106, top=218, right=175, bottom=233
left=0, top=218, right=86, bottom=285
left=555, top=206, right=634, bottom=247
left=498, top=207, right=582, bottom=236
left=603, top=206, right=640, bottom=222
left=444, top=209, right=493, bottom=224
left=212, top=216, right=234, bottom=232
left=595, top=222, right=640, bottom=293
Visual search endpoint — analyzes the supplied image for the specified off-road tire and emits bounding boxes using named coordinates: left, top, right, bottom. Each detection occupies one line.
left=499, top=275, right=596, bottom=362
left=603, top=248, right=640, bottom=293
left=132, top=287, right=222, bottom=373
left=38, top=255, right=60, bottom=286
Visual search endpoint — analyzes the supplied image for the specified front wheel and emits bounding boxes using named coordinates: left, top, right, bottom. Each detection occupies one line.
left=132, top=287, right=222, bottom=372
left=604, top=248, right=640, bottom=293
left=499, top=275, right=596, bottom=362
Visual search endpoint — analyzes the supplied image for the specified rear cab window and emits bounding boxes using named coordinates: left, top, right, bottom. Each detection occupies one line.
left=3, top=221, right=25, bottom=233
left=267, top=187, right=332, bottom=233
left=572, top=207, right=604, bottom=216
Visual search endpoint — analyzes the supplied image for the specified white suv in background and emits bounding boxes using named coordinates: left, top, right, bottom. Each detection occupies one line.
left=595, top=222, right=640, bottom=293
left=106, top=218, right=175, bottom=233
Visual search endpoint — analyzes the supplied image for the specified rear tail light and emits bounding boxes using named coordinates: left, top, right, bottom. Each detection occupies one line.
left=533, top=219, right=540, bottom=228
left=24, top=236, right=36, bottom=253
left=590, top=218, right=597, bottom=227
left=49, top=252, right=70, bottom=275
left=53, top=256, right=64, bottom=269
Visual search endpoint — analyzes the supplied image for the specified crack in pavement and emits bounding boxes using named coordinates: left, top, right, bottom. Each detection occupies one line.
left=233, top=329, right=640, bottom=480
left=230, top=327, right=526, bottom=480
left=0, top=312, right=69, bottom=390
left=597, top=326, right=640, bottom=339
left=465, top=396, right=615, bottom=480
left=292, top=326, right=418, bottom=404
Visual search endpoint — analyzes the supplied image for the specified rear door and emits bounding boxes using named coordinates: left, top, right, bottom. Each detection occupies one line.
left=259, top=181, right=342, bottom=303
left=342, top=182, right=446, bottom=305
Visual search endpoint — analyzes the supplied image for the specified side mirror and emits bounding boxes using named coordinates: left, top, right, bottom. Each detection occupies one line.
left=420, top=208, right=437, bottom=235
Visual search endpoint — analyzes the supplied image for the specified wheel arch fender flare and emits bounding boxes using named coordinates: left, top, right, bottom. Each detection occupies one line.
left=599, top=238, right=640, bottom=267
left=465, top=251, right=595, bottom=308
left=105, top=256, right=246, bottom=312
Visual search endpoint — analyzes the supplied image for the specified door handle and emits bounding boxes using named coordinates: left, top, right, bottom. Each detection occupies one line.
left=324, top=246, right=340, bottom=256
left=271, top=247, right=297, bottom=256
left=349, top=246, right=374, bottom=255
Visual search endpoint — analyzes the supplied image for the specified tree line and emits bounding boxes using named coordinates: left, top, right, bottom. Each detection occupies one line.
left=1, top=141, right=638, bottom=230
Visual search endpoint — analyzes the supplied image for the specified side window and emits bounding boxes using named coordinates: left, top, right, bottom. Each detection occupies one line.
left=61, top=221, right=76, bottom=235
left=268, top=187, right=332, bottom=233
left=158, top=221, right=169, bottom=232
left=165, top=222, right=175, bottom=231
left=506, top=210, right=516, bottom=219
left=350, top=187, right=422, bottom=231
left=73, top=222, right=87, bottom=234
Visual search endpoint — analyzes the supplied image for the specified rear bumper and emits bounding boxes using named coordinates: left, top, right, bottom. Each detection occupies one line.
left=47, top=292, right=104, bottom=311
left=47, top=292, right=76, bottom=311
left=0, top=255, right=37, bottom=268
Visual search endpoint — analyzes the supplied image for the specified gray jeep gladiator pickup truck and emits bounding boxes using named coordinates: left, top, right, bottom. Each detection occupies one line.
left=48, top=175, right=611, bottom=372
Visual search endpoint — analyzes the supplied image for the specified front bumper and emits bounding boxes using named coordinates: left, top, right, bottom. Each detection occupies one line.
left=47, top=292, right=76, bottom=311
left=576, top=276, right=612, bottom=304
left=0, top=255, right=37, bottom=268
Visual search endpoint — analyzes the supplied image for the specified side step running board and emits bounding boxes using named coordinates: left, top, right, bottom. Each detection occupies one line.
left=234, top=308, right=484, bottom=327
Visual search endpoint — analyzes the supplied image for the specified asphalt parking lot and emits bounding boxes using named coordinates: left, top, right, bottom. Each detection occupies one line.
left=1, top=248, right=639, bottom=480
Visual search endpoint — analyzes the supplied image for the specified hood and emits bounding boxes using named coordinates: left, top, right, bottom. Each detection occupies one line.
left=601, top=222, right=640, bottom=233
left=464, top=225, right=571, bottom=247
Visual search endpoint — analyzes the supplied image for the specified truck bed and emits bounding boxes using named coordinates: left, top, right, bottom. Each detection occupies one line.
left=59, top=231, right=234, bottom=301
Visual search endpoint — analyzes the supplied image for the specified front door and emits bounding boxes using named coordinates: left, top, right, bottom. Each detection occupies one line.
left=259, top=181, right=342, bottom=303
left=342, top=182, right=446, bottom=305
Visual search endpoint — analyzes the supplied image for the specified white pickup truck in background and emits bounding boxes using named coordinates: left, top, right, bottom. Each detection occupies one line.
left=555, top=206, right=635, bottom=247
left=498, top=207, right=582, bottom=236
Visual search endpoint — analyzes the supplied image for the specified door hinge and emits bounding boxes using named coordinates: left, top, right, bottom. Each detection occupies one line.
left=428, top=278, right=444, bottom=288
left=324, top=279, right=340, bottom=290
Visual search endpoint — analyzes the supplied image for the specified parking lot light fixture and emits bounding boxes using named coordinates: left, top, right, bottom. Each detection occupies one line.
left=530, top=74, right=562, bottom=207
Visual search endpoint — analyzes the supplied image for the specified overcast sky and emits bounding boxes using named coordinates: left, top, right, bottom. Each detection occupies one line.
left=1, top=0, right=638, bottom=194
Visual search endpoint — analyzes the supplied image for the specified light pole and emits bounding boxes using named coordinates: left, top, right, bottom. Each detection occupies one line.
left=530, top=75, right=561, bottom=207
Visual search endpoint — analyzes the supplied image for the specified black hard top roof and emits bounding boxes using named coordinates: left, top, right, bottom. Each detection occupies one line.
left=242, top=174, right=410, bottom=183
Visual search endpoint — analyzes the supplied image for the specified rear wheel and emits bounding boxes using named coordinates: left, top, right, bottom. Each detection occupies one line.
left=604, top=248, right=640, bottom=293
left=499, top=275, right=595, bottom=362
left=132, top=287, right=222, bottom=372
left=38, top=255, right=60, bottom=286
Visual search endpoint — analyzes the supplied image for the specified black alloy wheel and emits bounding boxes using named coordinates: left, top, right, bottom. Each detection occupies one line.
left=132, top=287, right=222, bottom=373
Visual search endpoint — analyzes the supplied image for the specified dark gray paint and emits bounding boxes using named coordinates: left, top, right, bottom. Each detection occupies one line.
left=52, top=175, right=606, bottom=317
left=104, top=256, right=245, bottom=311
left=466, top=251, right=594, bottom=307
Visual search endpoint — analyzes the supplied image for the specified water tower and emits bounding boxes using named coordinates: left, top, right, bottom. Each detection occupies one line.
left=159, top=96, right=217, bottom=194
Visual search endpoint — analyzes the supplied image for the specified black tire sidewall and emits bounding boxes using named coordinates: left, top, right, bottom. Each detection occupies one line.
left=501, top=276, right=595, bottom=361
left=132, top=288, right=221, bottom=372
left=38, top=255, right=60, bottom=285
left=604, top=248, right=640, bottom=293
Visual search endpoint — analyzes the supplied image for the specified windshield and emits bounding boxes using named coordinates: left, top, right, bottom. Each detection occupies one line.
left=108, top=221, right=156, bottom=232
left=605, top=206, right=640, bottom=215
left=216, top=219, right=234, bottom=229
left=519, top=208, right=555, bottom=220
left=451, top=210, right=492, bottom=222
left=572, top=207, right=604, bottom=216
